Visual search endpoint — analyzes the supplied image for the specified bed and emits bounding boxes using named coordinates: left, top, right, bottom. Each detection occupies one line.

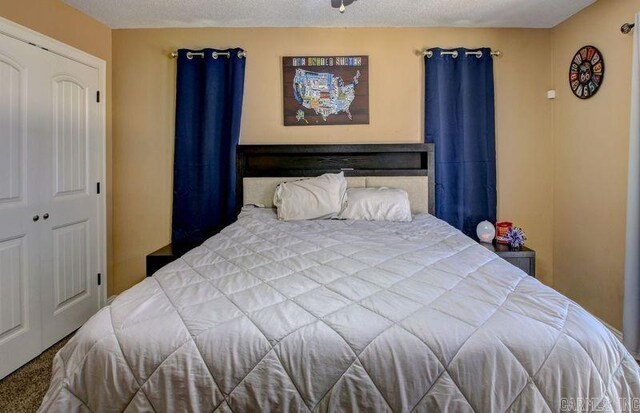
left=40, top=145, right=640, bottom=412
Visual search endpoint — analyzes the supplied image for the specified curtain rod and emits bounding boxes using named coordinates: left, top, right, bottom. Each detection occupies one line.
left=422, top=49, right=502, bottom=58
left=622, top=22, right=635, bottom=34
left=169, top=50, right=247, bottom=59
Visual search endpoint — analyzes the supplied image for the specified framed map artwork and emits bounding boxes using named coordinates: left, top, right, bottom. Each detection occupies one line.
left=283, top=56, right=369, bottom=126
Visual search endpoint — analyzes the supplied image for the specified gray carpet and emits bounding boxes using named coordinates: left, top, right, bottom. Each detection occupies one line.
left=0, top=334, right=73, bottom=413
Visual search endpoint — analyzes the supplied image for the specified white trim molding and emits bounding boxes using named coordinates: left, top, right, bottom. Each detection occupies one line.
left=0, top=16, right=108, bottom=309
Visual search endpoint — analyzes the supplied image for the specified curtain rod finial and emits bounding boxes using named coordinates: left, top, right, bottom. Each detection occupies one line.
left=422, top=49, right=434, bottom=58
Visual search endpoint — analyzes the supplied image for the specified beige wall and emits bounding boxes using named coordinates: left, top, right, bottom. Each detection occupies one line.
left=0, top=0, right=114, bottom=295
left=1, top=0, right=634, bottom=337
left=0, top=0, right=633, bottom=336
left=3, top=0, right=632, bottom=331
left=112, top=27, right=554, bottom=294
left=551, top=0, right=640, bottom=330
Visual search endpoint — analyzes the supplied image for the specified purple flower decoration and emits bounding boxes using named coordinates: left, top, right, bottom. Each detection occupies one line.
left=505, top=227, right=527, bottom=249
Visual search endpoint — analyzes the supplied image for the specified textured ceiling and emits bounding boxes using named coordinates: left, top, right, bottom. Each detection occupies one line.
left=61, top=0, right=596, bottom=29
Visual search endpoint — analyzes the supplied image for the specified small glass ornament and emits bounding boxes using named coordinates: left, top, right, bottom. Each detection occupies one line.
left=476, top=221, right=496, bottom=243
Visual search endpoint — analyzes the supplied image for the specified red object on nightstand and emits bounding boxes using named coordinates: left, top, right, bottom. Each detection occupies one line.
left=496, top=221, right=513, bottom=244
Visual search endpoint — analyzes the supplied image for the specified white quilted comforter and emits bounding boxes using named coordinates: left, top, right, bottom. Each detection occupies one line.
left=40, top=207, right=640, bottom=412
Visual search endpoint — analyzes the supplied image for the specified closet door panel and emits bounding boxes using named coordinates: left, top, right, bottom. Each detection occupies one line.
left=0, top=237, right=26, bottom=341
left=0, top=34, right=43, bottom=380
left=53, top=77, right=88, bottom=197
left=52, top=220, right=89, bottom=311
left=40, top=54, right=99, bottom=349
left=0, top=56, right=23, bottom=204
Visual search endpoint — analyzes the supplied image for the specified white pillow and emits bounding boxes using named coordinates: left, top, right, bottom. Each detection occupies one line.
left=273, top=172, right=347, bottom=221
left=338, top=187, right=412, bottom=222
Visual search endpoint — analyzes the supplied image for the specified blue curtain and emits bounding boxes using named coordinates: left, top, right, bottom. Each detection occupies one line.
left=425, top=47, right=497, bottom=236
left=172, top=48, right=246, bottom=247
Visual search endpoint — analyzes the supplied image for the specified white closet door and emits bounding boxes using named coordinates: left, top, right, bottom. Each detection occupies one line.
left=0, top=34, right=45, bottom=379
left=0, top=30, right=102, bottom=378
left=39, top=51, right=100, bottom=349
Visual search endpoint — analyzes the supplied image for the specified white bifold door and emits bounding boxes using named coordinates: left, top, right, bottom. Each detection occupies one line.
left=0, top=31, right=102, bottom=379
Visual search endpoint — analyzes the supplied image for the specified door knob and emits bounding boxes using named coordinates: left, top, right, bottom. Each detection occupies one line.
left=32, top=215, right=39, bottom=222
left=43, top=213, right=49, bottom=220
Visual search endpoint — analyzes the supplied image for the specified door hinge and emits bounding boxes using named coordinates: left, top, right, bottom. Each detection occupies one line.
left=96, top=91, right=100, bottom=103
left=96, top=182, right=101, bottom=194
left=97, top=273, right=102, bottom=286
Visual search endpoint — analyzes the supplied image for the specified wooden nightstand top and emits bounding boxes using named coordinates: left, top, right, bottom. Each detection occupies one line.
left=148, top=243, right=175, bottom=258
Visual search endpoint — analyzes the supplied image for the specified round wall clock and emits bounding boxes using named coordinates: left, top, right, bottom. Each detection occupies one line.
left=569, top=45, right=604, bottom=99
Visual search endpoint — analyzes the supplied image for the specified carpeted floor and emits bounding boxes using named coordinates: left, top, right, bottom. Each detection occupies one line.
left=0, top=334, right=73, bottom=413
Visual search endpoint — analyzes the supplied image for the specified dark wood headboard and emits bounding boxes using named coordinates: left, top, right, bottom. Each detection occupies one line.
left=236, top=144, right=435, bottom=214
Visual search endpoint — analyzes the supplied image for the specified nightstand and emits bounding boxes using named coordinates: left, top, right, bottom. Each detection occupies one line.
left=479, top=241, right=536, bottom=277
left=146, top=244, right=178, bottom=277
left=146, top=232, right=221, bottom=276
